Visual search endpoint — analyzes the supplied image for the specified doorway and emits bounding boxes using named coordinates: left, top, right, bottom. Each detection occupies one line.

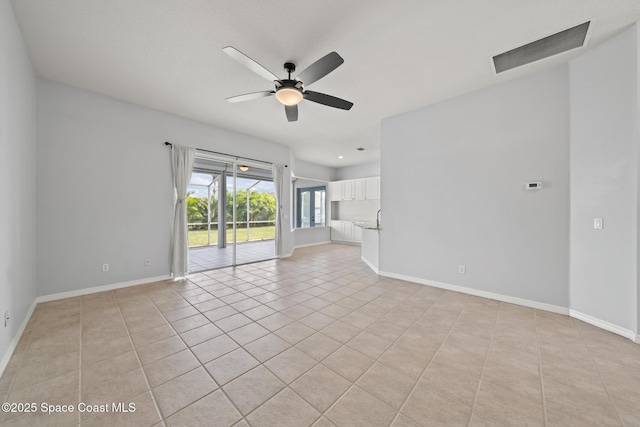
left=186, top=156, right=275, bottom=272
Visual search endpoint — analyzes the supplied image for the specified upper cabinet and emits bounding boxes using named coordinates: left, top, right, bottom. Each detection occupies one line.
left=330, top=177, right=380, bottom=201
left=329, top=181, right=343, bottom=201
left=364, top=177, right=379, bottom=199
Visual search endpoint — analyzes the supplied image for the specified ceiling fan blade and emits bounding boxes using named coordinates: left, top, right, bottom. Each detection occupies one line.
left=226, top=91, right=274, bottom=103
left=304, top=91, right=353, bottom=110
left=296, top=52, right=344, bottom=86
left=223, top=46, right=279, bottom=82
left=285, top=105, right=298, bottom=122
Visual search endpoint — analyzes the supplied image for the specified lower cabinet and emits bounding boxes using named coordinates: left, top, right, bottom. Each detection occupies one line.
left=330, top=221, right=362, bottom=243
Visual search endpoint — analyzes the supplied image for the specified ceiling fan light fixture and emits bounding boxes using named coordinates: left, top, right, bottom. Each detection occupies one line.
left=275, top=87, right=303, bottom=106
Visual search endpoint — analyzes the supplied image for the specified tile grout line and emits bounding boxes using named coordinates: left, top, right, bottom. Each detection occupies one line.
left=389, top=293, right=474, bottom=427
left=144, top=278, right=256, bottom=425
left=533, top=310, right=549, bottom=426
left=240, top=267, right=408, bottom=424
left=571, top=316, right=625, bottom=426
left=184, top=266, right=368, bottom=425
left=182, top=258, right=411, bottom=424
left=316, top=287, right=453, bottom=425
left=466, top=301, right=501, bottom=427
left=78, top=295, right=83, bottom=426
left=112, top=290, right=165, bottom=425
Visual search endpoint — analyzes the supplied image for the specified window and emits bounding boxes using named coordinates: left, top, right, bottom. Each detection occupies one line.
left=294, top=179, right=327, bottom=228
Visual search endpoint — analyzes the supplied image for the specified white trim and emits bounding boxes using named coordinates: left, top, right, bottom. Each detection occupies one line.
left=361, top=255, right=379, bottom=275
left=330, top=240, right=361, bottom=246
left=35, top=275, right=171, bottom=303
left=378, top=270, right=569, bottom=315
left=0, top=301, right=37, bottom=378
left=1, top=274, right=171, bottom=378
left=636, top=334, right=640, bottom=344
left=294, top=241, right=331, bottom=249
left=569, top=310, right=638, bottom=342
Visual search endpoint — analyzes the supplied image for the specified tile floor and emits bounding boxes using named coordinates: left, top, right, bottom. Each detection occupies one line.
left=1, top=244, right=639, bottom=426
left=189, top=240, right=275, bottom=272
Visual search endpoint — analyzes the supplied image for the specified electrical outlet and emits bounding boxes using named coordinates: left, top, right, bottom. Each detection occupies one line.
left=4, top=310, right=9, bottom=328
left=102, top=263, right=109, bottom=272
left=458, top=265, right=466, bottom=274
left=144, top=259, right=151, bottom=267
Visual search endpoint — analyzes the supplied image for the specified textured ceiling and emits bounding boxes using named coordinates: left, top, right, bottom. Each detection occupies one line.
left=10, top=0, right=640, bottom=167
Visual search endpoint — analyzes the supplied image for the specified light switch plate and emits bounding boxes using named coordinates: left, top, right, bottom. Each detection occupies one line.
left=594, top=218, right=603, bottom=230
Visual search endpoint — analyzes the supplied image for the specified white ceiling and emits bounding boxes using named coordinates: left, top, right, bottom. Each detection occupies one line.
left=10, top=0, right=640, bottom=167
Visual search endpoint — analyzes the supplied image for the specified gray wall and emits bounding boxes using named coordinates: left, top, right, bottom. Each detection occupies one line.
left=380, top=66, right=570, bottom=307
left=0, top=2, right=37, bottom=364
left=37, top=79, right=294, bottom=296
left=335, top=161, right=380, bottom=180
left=569, top=26, right=638, bottom=333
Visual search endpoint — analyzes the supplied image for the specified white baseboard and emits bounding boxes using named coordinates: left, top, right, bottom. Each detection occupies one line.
left=35, top=275, right=172, bottom=303
left=361, top=256, right=379, bottom=275
left=569, top=310, right=638, bottom=342
left=294, top=241, right=331, bottom=249
left=378, top=270, right=569, bottom=315
left=330, top=240, right=361, bottom=246
left=377, top=270, right=640, bottom=343
left=1, top=275, right=172, bottom=379
left=0, top=300, right=37, bottom=379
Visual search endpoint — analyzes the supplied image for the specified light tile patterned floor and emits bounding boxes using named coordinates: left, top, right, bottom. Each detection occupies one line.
left=189, top=240, right=275, bottom=272
left=1, top=244, right=639, bottom=426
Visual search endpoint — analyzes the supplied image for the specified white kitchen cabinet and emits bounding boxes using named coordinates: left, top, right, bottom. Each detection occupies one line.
left=342, top=180, right=354, bottom=200
left=364, top=177, right=380, bottom=199
left=329, top=177, right=380, bottom=201
left=330, top=220, right=362, bottom=243
left=330, top=181, right=342, bottom=201
left=352, top=223, right=362, bottom=242
left=354, top=179, right=365, bottom=200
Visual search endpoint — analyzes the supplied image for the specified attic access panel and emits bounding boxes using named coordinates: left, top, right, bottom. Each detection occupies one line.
left=493, top=21, right=590, bottom=74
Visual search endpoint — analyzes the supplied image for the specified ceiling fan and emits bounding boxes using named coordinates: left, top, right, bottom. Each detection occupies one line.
left=223, top=46, right=353, bottom=122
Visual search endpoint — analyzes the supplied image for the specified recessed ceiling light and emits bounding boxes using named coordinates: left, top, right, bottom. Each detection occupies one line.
left=338, top=156, right=344, bottom=159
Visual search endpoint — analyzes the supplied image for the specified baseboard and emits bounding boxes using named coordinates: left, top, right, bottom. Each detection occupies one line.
left=294, top=241, right=331, bottom=249
left=0, top=300, right=37, bottom=379
left=569, top=310, right=638, bottom=342
left=330, top=240, right=361, bottom=246
left=35, top=275, right=172, bottom=303
left=378, top=270, right=569, bottom=315
left=1, top=275, right=173, bottom=378
left=361, top=255, right=379, bottom=275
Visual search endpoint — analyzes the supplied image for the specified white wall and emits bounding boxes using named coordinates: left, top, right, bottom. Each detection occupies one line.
left=37, top=79, right=293, bottom=296
left=569, top=25, right=639, bottom=334
left=294, top=159, right=335, bottom=182
left=0, top=1, right=37, bottom=367
left=334, top=161, right=380, bottom=180
left=380, top=66, right=570, bottom=307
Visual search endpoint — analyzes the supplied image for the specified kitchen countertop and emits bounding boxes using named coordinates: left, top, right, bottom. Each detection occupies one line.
left=354, top=221, right=381, bottom=230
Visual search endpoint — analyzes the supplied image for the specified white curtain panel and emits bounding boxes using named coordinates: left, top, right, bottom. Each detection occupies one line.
left=272, top=163, right=286, bottom=258
left=171, top=144, right=195, bottom=277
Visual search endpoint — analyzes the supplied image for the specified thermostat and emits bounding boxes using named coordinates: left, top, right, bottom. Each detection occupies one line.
left=526, top=182, right=542, bottom=190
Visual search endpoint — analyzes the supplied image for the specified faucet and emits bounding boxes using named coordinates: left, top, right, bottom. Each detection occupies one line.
left=376, top=209, right=381, bottom=229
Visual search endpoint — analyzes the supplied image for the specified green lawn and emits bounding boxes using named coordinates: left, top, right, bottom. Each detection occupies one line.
left=189, top=226, right=275, bottom=247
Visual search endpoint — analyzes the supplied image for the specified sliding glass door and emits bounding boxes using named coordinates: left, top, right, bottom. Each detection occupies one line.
left=186, top=155, right=275, bottom=272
